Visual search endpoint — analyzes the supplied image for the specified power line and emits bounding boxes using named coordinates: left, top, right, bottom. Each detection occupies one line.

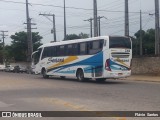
left=100, top=0, right=124, bottom=11
left=0, top=0, right=150, bottom=14
left=84, top=18, right=93, bottom=37
left=110, top=29, right=124, bottom=35
left=39, top=13, right=57, bottom=42
left=97, top=16, right=107, bottom=36
left=99, top=0, right=120, bottom=8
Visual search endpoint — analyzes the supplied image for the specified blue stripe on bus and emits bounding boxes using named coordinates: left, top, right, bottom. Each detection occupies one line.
left=48, top=52, right=103, bottom=74
left=109, top=59, right=129, bottom=70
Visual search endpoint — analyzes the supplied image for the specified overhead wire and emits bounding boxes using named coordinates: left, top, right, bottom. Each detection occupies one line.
left=0, top=0, right=155, bottom=40
left=0, top=0, right=150, bottom=14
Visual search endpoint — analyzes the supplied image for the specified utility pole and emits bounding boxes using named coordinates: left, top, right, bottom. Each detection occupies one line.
left=155, top=0, right=160, bottom=55
left=93, top=0, right=98, bottom=37
left=84, top=18, right=93, bottom=37
left=0, top=31, right=8, bottom=64
left=39, top=13, right=56, bottom=42
left=64, top=0, right=67, bottom=40
left=140, top=10, right=143, bottom=56
left=0, top=31, right=8, bottom=48
left=26, top=0, right=33, bottom=63
left=97, top=16, right=107, bottom=36
left=125, top=0, right=129, bottom=36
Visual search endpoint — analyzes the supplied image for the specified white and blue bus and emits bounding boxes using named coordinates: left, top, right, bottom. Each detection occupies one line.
left=32, top=36, right=132, bottom=82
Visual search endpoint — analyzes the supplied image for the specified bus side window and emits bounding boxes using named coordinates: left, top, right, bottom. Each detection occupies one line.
left=79, top=42, right=86, bottom=55
left=64, top=45, right=67, bottom=56
left=48, top=47, right=52, bottom=57
left=89, top=40, right=103, bottom=54
left=54, top=46, right=58, bottom=57
left=56, top=46, right=60, bottom=56
left=50, top=46, right=56, bottom=57
left=93, top=41, right=100, bottom=49
left=87, top=42, right=92, bottom=54
left=72, top=44, right=79, bottom=55
left=59, top=45, right=65, bottom=56
left=67, top=44, right=73, bottom=55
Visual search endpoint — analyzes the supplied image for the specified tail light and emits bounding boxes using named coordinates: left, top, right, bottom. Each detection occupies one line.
left=105, top=59, right=111, bottom=71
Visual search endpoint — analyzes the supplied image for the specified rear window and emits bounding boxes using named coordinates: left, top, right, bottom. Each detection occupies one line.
left=109, top=37, right=131, bottom=49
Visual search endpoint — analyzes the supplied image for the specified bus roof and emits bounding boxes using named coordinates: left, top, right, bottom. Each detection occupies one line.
left=38, top=35, right=129, bottom=49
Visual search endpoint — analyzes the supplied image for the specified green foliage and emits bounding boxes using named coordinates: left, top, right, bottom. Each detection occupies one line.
left=64, top=32, right=89, bottom=41
left=79, top=32, right=89, bottom=39
left=8, top=31, right=43, bottom=62
left=65, top=34, right=80, bottom=40
left=0, top=42, right=3, bottom=63
left=133, top=28, right=155, bottom=56
left=3, top=45, right=13, bottom=62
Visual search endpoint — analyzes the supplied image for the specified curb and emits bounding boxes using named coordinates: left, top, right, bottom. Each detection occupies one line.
left=124, top=75, right=160, bottom=83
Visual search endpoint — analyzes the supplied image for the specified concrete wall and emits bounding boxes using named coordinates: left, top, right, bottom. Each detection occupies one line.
left=132, top=57, right=160, bottom=75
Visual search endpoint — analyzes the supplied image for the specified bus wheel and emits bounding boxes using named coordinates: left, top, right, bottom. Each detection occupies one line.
left=42, top=69, right=49, bottom=79
left=76, top=69, right=85, bottom=82
left=96, top=78, right=106, bottom=83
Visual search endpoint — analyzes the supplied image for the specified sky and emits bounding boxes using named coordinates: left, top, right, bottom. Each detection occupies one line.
left=0, top=0, right=157, bottom=45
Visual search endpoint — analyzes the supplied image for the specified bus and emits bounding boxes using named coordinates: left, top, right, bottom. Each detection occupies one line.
left=31, top=36, right=132, bottom=82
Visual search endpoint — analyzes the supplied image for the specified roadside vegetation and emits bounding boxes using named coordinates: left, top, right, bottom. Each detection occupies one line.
left=0, top=29, right=156, bottom=64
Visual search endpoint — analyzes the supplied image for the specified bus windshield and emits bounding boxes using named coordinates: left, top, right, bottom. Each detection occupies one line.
left=32, top=48, right=42, bottom=65
left=109, top=36, right=131, bottom=49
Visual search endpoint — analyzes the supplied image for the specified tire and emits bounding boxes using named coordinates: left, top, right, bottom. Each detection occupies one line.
left=96, top=78, right=106, bottom=83
left=76, top=69, right=85, bottom=82
left=42, top=69, right=49, bottom=79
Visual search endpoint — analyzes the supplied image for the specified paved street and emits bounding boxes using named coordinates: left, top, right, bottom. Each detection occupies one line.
left=0, top=72, right=160, bottom=120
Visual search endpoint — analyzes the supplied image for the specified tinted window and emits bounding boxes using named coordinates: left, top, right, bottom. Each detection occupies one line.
left=88, top=40, right=104, bottom=54
left=72, top=44, right=79, bottom=55
left=35, top=48, right=42, bottom=63
left=80, top=43, right=87, bottom=55
left=59, top=45, right=65, bottom=56
left=67, top=44, right=73, bottom=55
left=50, top=46, right=56, bottom=57
left=42, top=47, right=55, bottom=59
left=37, top=48, right=42, bottom=59
left=109, top=37, right=131, bottom=49
left=41, top=39, right=104, bottom=58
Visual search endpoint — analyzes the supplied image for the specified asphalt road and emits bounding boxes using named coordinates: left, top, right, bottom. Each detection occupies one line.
left=0, top=72, right=160, bottom=120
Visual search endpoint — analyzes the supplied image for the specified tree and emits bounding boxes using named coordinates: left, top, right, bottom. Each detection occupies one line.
left=143, top=29, right=155, bottom=54
left=64, top=33, right=89, bottom=41
left=133, top=30, right=145, bottom=55
left=133, top=28, right=155, bottom=56
left=4, top=45, right=14, bottom=62
left=10, top=31, right=43, bottom=61
left=65, top=34, right=80, bottom=40
left=79, top=32, right=89, bottom=39
left=0, top=42, right=4, bottom=63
